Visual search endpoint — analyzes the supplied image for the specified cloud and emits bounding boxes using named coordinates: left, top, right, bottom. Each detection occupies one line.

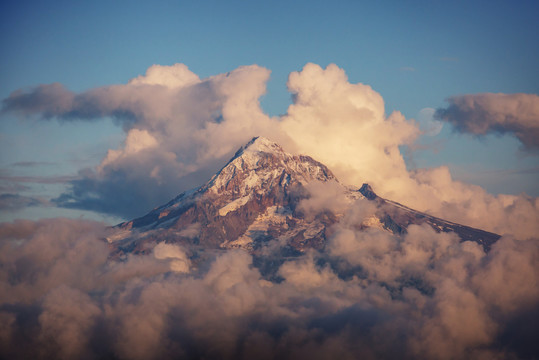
left=435, top=93, right=539, bottom=150
left=9, top=161, right=55, bottom=168
left=2, top=63, right=538, bottom=240
left=0, top=170, right=73, bottom=215
left=1, top=83, right=75, bottom=119
left=280, top=63, right=419, bottom=193
left=279, top=64, right=539, bottom=239
left=38, top=285, right=101, bottom=359
left=0, top=218, right=538, bottom=359
left=0, top=173, right=77, bottom=185
left=416, top=107, right=443, bottom=136
left=2, top=62, right=539, bottom=359
left=3, top=64, right=281, bottom=218
left=153, top=243, right=191, bottom=273
left=297, top=180, right=351, bottom=221
left=128, top=63, right=201, bottom=88
left=0, top=193, right=47, bottom=211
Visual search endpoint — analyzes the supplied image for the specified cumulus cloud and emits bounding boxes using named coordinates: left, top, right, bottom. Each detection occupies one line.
left=435, top=93, right=539, bottom=150
left=2, top=63, right=538, bottom=239
left=153, top=243, right=191, bottom=273
left=296, top=180, right=351, bottom=220
left=38, top=286, right=101, bottom=360
left=0, top=217, right=538, bottom=359
left=0, top=219, right=109, bottom=304
left=3, top=64, right=284, bottom=218
left=279, top=64, right=539, bottom=239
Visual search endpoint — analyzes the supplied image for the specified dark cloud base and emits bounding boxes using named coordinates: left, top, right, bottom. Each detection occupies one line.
left=436, top=93, right=539, bottom=150
left=52, top=165, right=222, bottom=219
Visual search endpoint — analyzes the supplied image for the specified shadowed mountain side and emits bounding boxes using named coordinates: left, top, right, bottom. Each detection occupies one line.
left=357, top=184, right=500, bottom=251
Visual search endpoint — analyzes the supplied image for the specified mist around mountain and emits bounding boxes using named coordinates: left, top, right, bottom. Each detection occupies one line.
left=1, top=137, right=538, bottom=360
left=5, top=63, right=536, bottom=242
left=110, top=137, right=501, bottom=277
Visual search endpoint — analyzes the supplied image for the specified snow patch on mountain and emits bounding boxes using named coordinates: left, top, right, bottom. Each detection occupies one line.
left=362, top=215, right=384, bottom=230
left=113, top=136, right=500, bottom=256
left=219, top=195, right=251, bottom=216
left=220, top=206, right=293, bottom=250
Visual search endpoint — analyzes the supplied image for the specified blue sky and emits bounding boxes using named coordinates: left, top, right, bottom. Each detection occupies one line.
left=1, top=0, right=538, bottom=223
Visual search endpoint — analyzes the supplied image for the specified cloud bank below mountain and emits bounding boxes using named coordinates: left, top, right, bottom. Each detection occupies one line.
left=0, top=218, right=537, bottom=359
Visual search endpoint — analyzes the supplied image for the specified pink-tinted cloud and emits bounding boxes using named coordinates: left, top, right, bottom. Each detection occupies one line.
left=435, top=93, right=539, bottom=149
left=3, top=64, right=279, bottom=218
left=279, top=64, right=539, bottom=239
left=1, top=217, right=538, bottom=359
left=2, top=63, right=538, bottom=240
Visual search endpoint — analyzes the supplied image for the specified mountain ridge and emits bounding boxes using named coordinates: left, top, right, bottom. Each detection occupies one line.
left=109, top=137, right=500, bottom=258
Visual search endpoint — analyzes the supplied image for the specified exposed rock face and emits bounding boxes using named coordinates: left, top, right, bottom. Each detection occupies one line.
left=111, top=137, right=344, bottom=255
left=110, top=137, right=500, bottom=258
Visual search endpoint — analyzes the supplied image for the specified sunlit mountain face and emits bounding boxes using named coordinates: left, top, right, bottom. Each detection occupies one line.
left=109, top=137, right=500, bottom=273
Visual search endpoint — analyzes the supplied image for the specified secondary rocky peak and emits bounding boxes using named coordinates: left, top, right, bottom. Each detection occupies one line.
left=221, top=136, right=289, bottom=173
left=112, top=136, right=500, bottom=258
left=359, top=183, right=377, bottom=200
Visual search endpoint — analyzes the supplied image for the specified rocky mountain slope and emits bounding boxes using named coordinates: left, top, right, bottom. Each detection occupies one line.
left=108, top=137, right=500, bottom=259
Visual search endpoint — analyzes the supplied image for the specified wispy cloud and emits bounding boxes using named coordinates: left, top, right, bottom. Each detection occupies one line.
left=0, top=193, right=48, bottom=211
left=9, top=161, right=56, bottom=168
left=0, top=173, right=78, bottom=184
left=400, top=66, right=416, bottom=72
left=416, top=107, right=443, bottom=136
left=2, top=64, right=277, bottom=218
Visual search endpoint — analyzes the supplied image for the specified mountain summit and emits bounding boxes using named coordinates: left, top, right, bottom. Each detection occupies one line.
left=110, top=137, right=500, bottom=258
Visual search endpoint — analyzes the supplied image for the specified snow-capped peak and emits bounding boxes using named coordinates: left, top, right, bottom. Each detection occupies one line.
left=231, top=136, right=285, bottom=159
left=113, top=136, right=500, bottom=255
left=205, top=136, right=336, bottom=196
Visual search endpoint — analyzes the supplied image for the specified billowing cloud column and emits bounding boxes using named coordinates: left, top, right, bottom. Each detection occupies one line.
left=280, top=64, right=539, bottom=239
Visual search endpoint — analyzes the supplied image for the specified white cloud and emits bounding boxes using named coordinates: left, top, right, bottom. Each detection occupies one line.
left=153, top=243, right=191, bottom=273
left=279, top=64, right=539, bottom=239
left=3, top=64, right=280, bottom=218
left=2, top=63, right=538, bottom=239
left=128, top=63, right=201, bottom=88
left=1, top=218, right=537, bottom=359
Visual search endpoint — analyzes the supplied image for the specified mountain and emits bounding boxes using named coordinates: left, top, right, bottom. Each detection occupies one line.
left=108, top=137, right=500, bottom=261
